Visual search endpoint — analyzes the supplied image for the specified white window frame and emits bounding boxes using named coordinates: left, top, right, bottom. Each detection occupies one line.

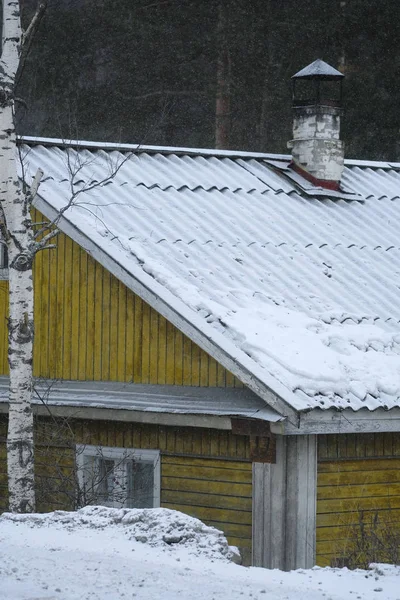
left=76, top=444, right=160, bottom=509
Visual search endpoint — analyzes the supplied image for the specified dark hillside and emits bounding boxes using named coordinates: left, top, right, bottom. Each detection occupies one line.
left=15, top=0, right=400, bottom=160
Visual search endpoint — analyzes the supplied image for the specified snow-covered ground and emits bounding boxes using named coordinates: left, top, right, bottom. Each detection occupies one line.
left=0, top=507, right=399, bottom=600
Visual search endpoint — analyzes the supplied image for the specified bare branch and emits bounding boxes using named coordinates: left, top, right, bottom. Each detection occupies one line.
left=15, top=1, right=48, bottom=89
left=30, top=168, right=43, bottom=200
left=21, top=1, right=48, bottom=48
left=32, top=221, right=50, bottom=227
left=35, top=149, right=134, bottom=238
left=33, top=228, right=59, bottom=248
left=22, top=167, right=43, bottom=216
left=35, top=243, right=57, bottom=252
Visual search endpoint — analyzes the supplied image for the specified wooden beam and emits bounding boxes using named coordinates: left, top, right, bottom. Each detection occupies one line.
left=231, top=418, right=272, bottom=437
left=271, top=408, right=400, bottom=435
left=252, top=437, right=286, bottom=568
left=285, top=435, right=317, bottom=570
left=252, top=435, right=317, bottom=570
left=0, top=402, right=233, bottom=430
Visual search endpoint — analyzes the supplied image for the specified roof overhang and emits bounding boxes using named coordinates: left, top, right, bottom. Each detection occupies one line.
left=0, top=377, right=283, bottom=431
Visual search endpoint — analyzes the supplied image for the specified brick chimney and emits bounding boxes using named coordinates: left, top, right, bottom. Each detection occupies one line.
left=288, top=59, right=345, bottom=191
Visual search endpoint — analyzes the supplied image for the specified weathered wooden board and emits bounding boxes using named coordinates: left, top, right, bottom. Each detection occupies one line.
left=161, top=489, right=252, bottom=511
left=160, top=502, right=251, bottom=525
left=162, top=463, right=252, bottom=483
left=162, top=476, right=251, bottom=497
left=318, top=481, right=400, bottom=500
left=318, top=469, right=400, bottom=486
left=317, top=507, right=400, bottom=528
left=318, top=495, right=400, bottom=514
left=318, top=434, right=400, bottom=461
left=316, top=434, right=400, bottom=567
left=319, top=457, right=400, bottom=472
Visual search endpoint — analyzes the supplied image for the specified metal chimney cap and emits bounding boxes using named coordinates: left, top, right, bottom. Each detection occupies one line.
left=292, top=59, right=344, bottom=80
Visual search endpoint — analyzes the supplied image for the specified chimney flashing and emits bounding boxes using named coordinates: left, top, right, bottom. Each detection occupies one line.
left=289, top=160, right=341, bottom=191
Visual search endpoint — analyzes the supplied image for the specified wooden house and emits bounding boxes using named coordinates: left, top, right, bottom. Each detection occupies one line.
left=0, top=62, right=400, bottom=571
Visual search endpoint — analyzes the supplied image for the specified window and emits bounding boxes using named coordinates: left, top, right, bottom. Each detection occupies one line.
left=76, top=445, right=160, bottom=509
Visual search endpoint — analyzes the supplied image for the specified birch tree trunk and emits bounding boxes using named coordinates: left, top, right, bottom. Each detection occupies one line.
left=0, top=0, right=46, bottom=513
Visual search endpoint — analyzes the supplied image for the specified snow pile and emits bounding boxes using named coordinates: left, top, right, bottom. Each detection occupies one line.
left=1, top=505, right=240, bottom=562
left=1, top=508, right=400, bottom=600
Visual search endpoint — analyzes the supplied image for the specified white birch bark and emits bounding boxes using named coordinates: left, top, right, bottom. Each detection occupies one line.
left=1, top=0, right=35, bottom=513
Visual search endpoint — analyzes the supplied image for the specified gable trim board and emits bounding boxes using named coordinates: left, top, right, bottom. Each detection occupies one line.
left=33, top=192, right=299, bottom=425
left=272, top=407, right=400, bottom=435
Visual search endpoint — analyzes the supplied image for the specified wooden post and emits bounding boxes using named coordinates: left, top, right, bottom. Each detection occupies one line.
left=252, top=435, right=317, bottom=570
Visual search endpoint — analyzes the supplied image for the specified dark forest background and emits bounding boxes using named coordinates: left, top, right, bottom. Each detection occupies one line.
left=17, top=0, right=400, bottom=160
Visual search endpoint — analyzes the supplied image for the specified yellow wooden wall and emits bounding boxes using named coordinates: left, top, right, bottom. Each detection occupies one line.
left=317, top=433, right=400, bottom=567
left=0, top=415, right=253, bottom=561
left=0, top=214, right=242, bottom=387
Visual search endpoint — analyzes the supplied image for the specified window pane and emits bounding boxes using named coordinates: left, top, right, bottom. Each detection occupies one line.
left=77, top=446, right=159, bottom=510
left=98, top=458, right=129, bottom=508
left=98, top=459, right=116, bottom=505
left=81, top=455, right=98, bottom=504
left=127, top=461, right=154, bottom=508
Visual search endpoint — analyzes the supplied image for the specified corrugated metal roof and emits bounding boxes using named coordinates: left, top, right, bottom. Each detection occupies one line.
left=19, top=137, right=400, bottom=414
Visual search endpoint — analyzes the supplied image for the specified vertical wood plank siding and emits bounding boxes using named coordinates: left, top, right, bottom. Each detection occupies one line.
left=0, top=416, right=252, bottom=560
left=0, top=212, right=242, bottom=387
left=317, top=433, right=400, bottom=567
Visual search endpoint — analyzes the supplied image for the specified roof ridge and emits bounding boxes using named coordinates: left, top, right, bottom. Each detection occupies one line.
left=19, top=136, right=400, bottom=168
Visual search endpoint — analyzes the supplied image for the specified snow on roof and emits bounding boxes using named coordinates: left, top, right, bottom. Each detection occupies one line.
left=19, top=137, right=400, bottom=415
left=292, top=59, right=344, bottom=79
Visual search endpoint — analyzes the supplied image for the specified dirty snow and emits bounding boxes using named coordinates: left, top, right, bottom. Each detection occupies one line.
left=1, top=507, right=400, bottom=600
left=1, top=505, right=239, bottom=562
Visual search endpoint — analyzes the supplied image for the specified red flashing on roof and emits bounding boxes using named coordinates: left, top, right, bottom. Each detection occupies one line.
left=289, top=161, right=341, bottom=191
